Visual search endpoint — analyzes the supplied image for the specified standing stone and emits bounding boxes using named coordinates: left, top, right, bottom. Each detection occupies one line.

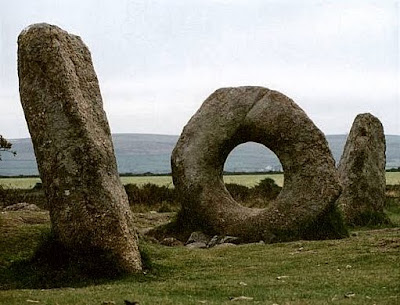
left=337, top=113, right=388, bottom=226
left=18, top=23, right=141, bottom=273
left=172, top=86, right=348, bottom=243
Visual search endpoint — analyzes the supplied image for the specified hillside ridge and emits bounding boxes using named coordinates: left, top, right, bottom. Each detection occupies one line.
left=1, top=133, right=399, bottom=176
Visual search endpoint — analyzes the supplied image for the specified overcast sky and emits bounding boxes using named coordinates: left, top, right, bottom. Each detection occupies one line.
left=1, top=0, right=399, bottom=139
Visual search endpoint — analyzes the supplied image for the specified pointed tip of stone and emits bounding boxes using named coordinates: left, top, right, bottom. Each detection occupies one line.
left=20, top=23, right=49, bottom=35
left=19, top=23, right=63, bottom=39
left=354, top=113, right=383, bottom=125
left=18, top=23, right=84, bottom=46
left=355, top=112, right=375, bottom=119
left=353, top=113, right=384, bottom=132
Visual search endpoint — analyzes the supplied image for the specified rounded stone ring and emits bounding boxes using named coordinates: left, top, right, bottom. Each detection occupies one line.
left=172, top=86, right=346, bottom=242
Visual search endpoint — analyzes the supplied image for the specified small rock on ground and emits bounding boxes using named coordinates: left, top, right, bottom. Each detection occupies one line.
left=230, top=296, right=254, bottom=301
left=185, top=242, right=208, bottom=249
left=213, top=243, right=237, bottom=249
left=186, top=231, right=211, bottom=245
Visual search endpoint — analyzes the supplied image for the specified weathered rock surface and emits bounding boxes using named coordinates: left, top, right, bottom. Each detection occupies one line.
left=220, top=236, right=240, bottom=244
left=337, top=113, right=388, bottom=226
left=185, top=242, right=208, bottom=249
left=172, top=86, right=347, bottom=242
left=214, top=243, right=237, bottom=249
left=208, top=235, right=240, bottom=248
left=18, top=23, right=141, bottom=272
left=186, top=231, right=211, bottom=245
left=185, top=231, right=240, bottom=248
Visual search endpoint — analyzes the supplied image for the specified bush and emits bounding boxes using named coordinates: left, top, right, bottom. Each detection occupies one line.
left=225, top=179, right=281, bottom=208
left=252, top=178, right=281, bottom=201
left=0, top=185, right=46, bottom=209
left=124, top=183, right=175, bottom=205
left=225, top=183, right=251, bottom=202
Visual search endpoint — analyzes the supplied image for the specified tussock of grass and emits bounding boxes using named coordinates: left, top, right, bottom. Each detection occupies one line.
left=348, top=211, right=392, bottom=228
left=0, top=231, right=127, bottom=289
left=0, top=212, right=154, bottom=290
left=299, top=203, right=349, bottom=240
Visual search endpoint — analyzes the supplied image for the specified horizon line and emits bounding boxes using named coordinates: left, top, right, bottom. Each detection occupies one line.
left=8, top=132, right=400, bottom=141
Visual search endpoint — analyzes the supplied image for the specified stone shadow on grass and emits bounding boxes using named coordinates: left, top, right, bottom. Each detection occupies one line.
left=0, top=232, right=154, bottom=290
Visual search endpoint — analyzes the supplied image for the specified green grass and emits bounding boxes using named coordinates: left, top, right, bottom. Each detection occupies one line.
left=2, top=172, right=400, bottom=189
left=386, top=197, right=400, bottom=225
left=1, top=209, right=399, bottom=304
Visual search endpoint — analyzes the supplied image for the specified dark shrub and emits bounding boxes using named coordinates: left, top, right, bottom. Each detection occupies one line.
left=225, top=183, right=251, bottom=202
left=32, top=182, right=43, bottom=190
left=348, top=211, right=391, bottom=228
left=124, top=183, right=141, bottom=203
left=124, top=183, right=175, bottom=205
left=252, top=178, right=281, bottom=201
left=0, top=185, right=46, bottom=209
left=225, top=179, right=281, bottom=208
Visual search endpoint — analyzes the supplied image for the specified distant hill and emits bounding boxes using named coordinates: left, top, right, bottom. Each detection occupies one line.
left=1, top=133, right=399, bottom=176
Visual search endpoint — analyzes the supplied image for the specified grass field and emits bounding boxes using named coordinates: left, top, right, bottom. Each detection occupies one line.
left=0, top=210, right=399, bottom=305
left=386, top=172, right=400, bottom=185
left=1, top=172, right=399, bottom=189
left=0, top=174, right=284, bottom=189
left=1, top=175, right=399, bottom=304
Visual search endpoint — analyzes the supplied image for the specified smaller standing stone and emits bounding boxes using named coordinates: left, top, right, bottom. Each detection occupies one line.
left=337, top=113, right=388, bottom=226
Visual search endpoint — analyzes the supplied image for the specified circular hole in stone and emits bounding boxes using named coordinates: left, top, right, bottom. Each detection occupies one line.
left=223, top=142, right=283, bottom=208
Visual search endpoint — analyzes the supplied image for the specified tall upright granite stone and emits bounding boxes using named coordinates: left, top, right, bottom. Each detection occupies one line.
left=18, top=23, right=142, bottom=273
left=172, top=87, right=348, bottom=242
left=337, top=113, right=388, bottom=226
